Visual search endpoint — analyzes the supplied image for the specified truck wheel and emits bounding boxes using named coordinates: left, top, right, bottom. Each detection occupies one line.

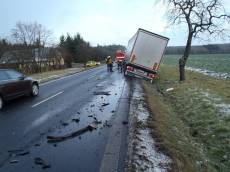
left=0, top=96, right=3, bottom=110
left=31, top=83, right=39, bottom=97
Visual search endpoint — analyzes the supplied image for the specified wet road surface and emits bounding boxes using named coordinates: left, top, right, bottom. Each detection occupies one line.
left=0, top=66, right=133, bottom=172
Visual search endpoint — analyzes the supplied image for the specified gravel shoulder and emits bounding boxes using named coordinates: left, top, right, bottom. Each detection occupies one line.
left=125, top=80, right=171, bottom=172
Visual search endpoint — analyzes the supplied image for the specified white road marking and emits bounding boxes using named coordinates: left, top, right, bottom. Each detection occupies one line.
left=31, top=91, right=64, bottom=108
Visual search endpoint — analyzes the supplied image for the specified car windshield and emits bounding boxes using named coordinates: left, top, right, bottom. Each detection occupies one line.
left=0, top=71, right=9, bottom=81
left=5, top=70, right=23, bottom=79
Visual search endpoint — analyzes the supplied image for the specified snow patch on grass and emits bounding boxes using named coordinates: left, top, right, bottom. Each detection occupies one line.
left=200, top=90, right=230, bottom=115
left=186, top=67, right=230, bottom=80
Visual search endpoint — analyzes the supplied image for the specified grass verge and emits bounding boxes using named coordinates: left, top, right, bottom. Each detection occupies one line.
left=30, top=65, right=101, bottom=83
left=30, top=67, right=83, bottom=83
left=142, top=64, right=230, bottom=172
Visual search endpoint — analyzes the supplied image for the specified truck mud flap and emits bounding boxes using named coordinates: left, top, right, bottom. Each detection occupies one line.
left=126, top=70, right=153, bottom=82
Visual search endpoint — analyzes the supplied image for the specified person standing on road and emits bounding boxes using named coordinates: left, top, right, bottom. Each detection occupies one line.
left=108, top=56, right=113, bottom=72
left=106, top=56, right=110, bottom=72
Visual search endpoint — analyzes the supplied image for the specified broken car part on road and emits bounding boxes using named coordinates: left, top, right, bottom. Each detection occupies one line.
left=47, top=123, right=98, bottom=143
left=93, top=91, right=111, bottom=96
left=102, top=103, right=110, bottom=107
left=34, top=157, right=51, bottom=169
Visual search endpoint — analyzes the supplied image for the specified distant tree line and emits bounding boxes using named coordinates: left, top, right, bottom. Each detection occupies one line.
left=165, top=43, right=230, bottom=55
left=59, top=33, right=125, bottom=67
left=0, top=21, right=125, bottom=74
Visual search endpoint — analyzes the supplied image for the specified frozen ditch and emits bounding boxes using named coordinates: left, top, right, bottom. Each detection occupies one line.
left=126, top=82, right=171, bottom=172
left=186, top=66, right=230, bottom=80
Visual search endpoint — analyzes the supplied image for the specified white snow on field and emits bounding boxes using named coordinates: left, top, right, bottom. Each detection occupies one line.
left=200, top=91, right=230, bottom=115
left=186, top=67, right=230, bottom=80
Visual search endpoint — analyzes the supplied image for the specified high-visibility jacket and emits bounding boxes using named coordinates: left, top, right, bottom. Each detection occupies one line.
left=108, top=58, right=112, bottom=64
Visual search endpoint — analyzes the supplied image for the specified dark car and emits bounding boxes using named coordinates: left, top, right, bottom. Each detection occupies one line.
left=0, top=69, right=39, bottom=109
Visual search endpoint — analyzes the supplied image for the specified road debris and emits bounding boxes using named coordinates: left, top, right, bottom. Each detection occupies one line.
left=16, top=151, right=30, bottom=156
left=94, top=118, right=102, bottom=124
left=61, top=122, right=69, bottom=126
left=34, top=157, right=51, bottom=169
left=47, top=123, right=98, bottom=143
left=102, top=103, right=110, bottom=107
left=93, top=91, right=111, bottom=96
left=104, top=120, right=112, bottom=127
left=95, top=120, right=102, bottom=124
left=91, top=116, right=102, bottom=124
left=8, top=149, right=30, bottom=156
left=10, top=160, right=19, bottom=164
left=166, top=88, right=174, bottom=92
left=72, top=118, right=80, bottom=123
left=122, top=121, right=128, bottom=125
left=34, top=143, right=41, bottom=147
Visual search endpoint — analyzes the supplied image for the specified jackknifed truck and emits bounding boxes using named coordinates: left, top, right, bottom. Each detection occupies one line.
left=124, top=28, right=169, bottom=82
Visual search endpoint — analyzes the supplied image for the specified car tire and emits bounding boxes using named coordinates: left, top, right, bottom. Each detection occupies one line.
left=31, top=83, right=39, bottom=97
left=0, top=96, right=3, bottom=110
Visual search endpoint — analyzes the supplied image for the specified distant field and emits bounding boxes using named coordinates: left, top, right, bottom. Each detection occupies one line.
left=163, top=54, right=230, bottom=74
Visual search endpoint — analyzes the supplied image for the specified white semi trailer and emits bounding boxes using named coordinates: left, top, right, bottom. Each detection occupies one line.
left=125, top=28, right=169, bottom=81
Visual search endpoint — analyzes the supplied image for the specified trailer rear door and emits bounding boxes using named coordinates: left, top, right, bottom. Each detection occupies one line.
left=131, top=29, right=169, bottom=70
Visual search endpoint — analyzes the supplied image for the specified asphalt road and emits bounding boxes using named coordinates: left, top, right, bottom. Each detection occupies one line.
left=0, top=66, right=133, bottom=172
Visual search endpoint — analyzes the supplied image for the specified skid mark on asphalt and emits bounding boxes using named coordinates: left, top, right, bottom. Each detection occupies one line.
left=24, top=108, right=64, bottom=135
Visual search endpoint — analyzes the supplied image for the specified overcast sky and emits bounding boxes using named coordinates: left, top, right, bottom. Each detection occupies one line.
left=1, top=0, right=230, bottom=46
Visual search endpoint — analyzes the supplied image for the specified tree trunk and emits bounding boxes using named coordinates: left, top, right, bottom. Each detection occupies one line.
left=179, top=32, right=193, bottom=81
left=179, top=58, right=185, bottom=81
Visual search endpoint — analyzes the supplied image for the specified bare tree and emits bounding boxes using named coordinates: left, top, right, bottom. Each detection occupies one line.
left=10, top=22, right=55, bottom=73
left=11, top=21, right=53, bottom=46
left=166, top=0, right=230, bottom=81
